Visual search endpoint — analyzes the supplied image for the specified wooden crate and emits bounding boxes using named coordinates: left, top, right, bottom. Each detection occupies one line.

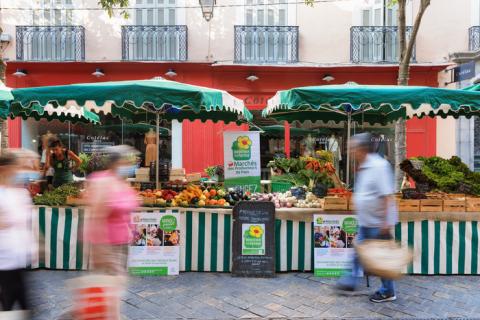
left=324, top=197, right=348, bottom=211
left=443, top=199, right=466, bottom=212
left=398, top=199, right=420, bottom=212
left=348, top=198, right=355, bottom=211
left=420, top=199, right=443, bottom=212
left=466, top=197, right=480, bottom=212
left=446, top=193, right=466, bottom=200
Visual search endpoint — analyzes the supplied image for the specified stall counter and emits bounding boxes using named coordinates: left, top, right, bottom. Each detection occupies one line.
left=31, top=206, right=480, bottom=275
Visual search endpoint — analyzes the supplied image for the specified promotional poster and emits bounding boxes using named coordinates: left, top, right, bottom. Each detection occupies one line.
left=313, top=214, right=358, bottom=277
left=128, top=210, right=181, bottom=276
left=223, top=132, right=261, bottom=193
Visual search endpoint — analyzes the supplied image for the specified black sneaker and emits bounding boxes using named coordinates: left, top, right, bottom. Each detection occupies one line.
left=369, top=291, right=397, bottom=303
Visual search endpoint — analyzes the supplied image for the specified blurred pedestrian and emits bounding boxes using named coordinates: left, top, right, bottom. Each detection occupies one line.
left=45, top=139, right=82, bottom=188
left=86, top=145, right=140, bottom=274
left=337, top=133, right=398, bottom=303
left=0, top=149, right=39, bottom=316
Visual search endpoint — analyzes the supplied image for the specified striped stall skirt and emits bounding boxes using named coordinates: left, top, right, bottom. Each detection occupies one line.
left=32, top=207, right=480, bottom=274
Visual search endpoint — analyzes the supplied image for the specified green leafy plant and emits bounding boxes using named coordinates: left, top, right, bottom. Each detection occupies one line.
left=34, top=183, right=81, bottom=206
left=78, top=153, right=91, bottom=175
left=267, top=158, right=300, bottom=174
left=404, top=156, right=480, bottom=195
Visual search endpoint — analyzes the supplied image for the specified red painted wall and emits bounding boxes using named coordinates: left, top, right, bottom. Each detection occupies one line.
left=7, top=118, right=22, bottom=148
left=6, top=62, right=443, bottom=171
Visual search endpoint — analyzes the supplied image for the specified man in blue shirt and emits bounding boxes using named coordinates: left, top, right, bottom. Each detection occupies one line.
left=337, top=133, right=398, bottom=303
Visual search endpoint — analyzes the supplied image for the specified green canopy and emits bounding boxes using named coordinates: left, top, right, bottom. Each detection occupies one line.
left=263, top=83, right=480, bottom=125
left=8, top=103, right=100, bottom=124
left=0, top=85, right=14, bottom=119
left=11, top=78, right=252, bottom=124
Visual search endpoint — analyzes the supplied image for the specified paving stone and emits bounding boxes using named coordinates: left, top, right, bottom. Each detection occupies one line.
left=247, top=306, right=273, bottom=317
left=264, top=303, right=282, bottom=312
left=28, top=271, right=480, bottom=319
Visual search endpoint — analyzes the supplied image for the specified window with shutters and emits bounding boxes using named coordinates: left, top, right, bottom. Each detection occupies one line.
left=135, top=0, right=176, bottom=26
left=469, top=0, right=480, bottom=50
left=351, top=1, right=414, bottom=63
left=16, top=0, right=84, bottom=61
left=121, top=0, right=187, bottom=61
left=235, top=0, right=298, bottom=63
left=33, top=0, right=74, bottom=26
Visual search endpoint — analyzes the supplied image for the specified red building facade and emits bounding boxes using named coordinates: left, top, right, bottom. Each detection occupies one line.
left=6, top=61, right=442, bottom=172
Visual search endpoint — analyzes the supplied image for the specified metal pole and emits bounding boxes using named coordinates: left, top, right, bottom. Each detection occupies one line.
left=156, top=112, right=160, bottom=190
left=121, top=119, right=124, bottom=145
left=346, top=112, right=352, bottom=187
left=68, top=121, right=71, bottom=150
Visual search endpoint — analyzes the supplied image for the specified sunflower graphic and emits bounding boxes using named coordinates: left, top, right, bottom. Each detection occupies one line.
left=237, top=136, right=252, bottom=150
left=249, top=225, right=264, bottom=238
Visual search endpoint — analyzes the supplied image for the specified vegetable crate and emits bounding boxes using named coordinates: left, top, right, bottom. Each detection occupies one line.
left=324, top=197, right=348, bottom=211
left=466, top=197, right=480, bottom=212
left=398, top=199, right=420, bottom=212
left=271, top=182, right=293, bottom=193
left=443, top=199, right=466, bottom=212
left=420, top=199, right=443, bottom=212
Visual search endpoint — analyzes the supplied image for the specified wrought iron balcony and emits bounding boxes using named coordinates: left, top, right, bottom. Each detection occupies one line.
left=16, top=26, right=85, bottom=61
left=234, top=26, right=299, bottom=64
left=122, top=25, right=187, bottom=61
left=469, top=26, right=480, bottom=51
left=350, top=26, right=414, bottom=63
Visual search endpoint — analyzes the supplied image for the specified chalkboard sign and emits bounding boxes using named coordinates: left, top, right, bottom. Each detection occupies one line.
left=232, top=201, right=275, bottom=277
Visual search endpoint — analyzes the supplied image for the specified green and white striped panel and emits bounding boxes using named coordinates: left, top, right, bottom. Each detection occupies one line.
left=31, top=207, right=89, bottom=270
left=275, top=220, right=313, bottom=272
left=181, top=210, right=233, bottom=272
left=395, top=220, right=480, bottom=275
left=180, top=211, right=314, bottom=272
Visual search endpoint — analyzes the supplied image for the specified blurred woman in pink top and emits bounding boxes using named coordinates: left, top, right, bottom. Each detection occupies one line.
left=86, top=145, right=140, bottom=275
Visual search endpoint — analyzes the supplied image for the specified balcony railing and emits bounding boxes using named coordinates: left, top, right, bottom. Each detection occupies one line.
left=16, top=26, right=85, bottom=61
left=350, top=26, right=414, bottom=63
left=122, top=25, right=187, bottom=61
left=234, top=26, right=299, bottom=64
left=469, top=26, right=480, bottom=51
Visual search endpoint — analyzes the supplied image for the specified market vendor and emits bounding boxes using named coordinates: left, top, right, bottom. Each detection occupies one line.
left=45, top=139, right=82, bottom=188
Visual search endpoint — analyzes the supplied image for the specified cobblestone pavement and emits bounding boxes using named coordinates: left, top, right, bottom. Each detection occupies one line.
left=30, top=271, right=480, bottom=320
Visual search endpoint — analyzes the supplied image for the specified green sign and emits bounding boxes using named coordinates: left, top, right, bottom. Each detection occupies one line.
left=342, top=217, right=357, bottom=234
left=224, top=132, right=261, bottom=193
left=160, top=215, right=177, bottom=232
left=242, top=224, right=265, bottom=255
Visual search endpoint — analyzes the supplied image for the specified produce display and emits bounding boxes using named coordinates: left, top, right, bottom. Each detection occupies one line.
left=268, top=155, right=336, bottom=195
left=250, top=189, right=324, bottom=208
left=401, top=156, right=480, bottom=196
left=140, top=185, right=250, bottom=208
left=33, top=183, right=82, bottom=206
left=138, top=184, right=348, bottom=209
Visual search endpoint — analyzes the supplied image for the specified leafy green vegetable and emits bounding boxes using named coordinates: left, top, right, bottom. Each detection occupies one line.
left=404, top=156, right=480, bottom=195
left=34, top=183, right=81, bottom=206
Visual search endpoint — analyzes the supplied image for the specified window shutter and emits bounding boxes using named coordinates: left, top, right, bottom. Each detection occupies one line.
left=168, top=9, right=175, bottom=24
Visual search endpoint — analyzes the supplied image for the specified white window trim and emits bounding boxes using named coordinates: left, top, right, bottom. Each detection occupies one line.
left=235, top=0, right=296, bottom=26
left=353, top=0, right=412, bottom=26
left=132, top=0, right=185, bottom=26
left=472, top=0, right=480, bottom=26
left=33, top=0, right=75, bottom=25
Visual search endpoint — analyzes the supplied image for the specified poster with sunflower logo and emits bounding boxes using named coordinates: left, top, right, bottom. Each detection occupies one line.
left=242, top=224, right=265, bottom=255
left=224, top=132, right=261, bottom=193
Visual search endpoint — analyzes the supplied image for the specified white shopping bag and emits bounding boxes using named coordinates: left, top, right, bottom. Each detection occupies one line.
left=67, top=274, right=127, bottom=320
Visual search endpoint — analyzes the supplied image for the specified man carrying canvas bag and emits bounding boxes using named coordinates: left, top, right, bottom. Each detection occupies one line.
left=337, top=133, right=399, bottom=303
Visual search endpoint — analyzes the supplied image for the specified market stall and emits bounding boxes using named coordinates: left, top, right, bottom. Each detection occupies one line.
left=6, top=81, right=480, bottom=278
left=31, top=205, right=480, bottom=275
